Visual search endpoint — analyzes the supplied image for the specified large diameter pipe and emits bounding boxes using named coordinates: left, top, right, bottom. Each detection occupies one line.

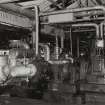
left=72, top=23, right=99, bottom=38
left=40, top=6, right=105, bottom=16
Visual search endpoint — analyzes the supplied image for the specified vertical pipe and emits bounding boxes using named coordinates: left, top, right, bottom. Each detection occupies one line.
left=34, top=5, right=39, bottom=56
left=61, top=36, right=64, bottom=49
left=55, top=35, right=59, bottom=60
left=100, top=22, right=104, bottom=38
left=77, top=36, right=79, bottom=57
left=70, top=27, right=72, bottom=55
left=32, top=27, right=36, bottom=48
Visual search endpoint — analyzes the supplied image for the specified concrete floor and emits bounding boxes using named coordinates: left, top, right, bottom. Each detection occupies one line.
left=0, top=96, right=105, bottom=105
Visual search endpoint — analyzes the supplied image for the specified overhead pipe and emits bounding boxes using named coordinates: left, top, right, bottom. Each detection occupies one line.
left=34, top=5, right=104, bottom=56
left=72, top=23, right=99, bottom=38
left=40, top=6, right=105, bottom=16
left=2, top=4, right=105, bottom=20
left=72, top=29, right=95, bottom=32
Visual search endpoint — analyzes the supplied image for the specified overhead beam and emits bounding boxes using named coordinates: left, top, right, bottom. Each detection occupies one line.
left=0, top=3, right=34, bottom=19
left=0, top=10, right=32, bottom=28
left=0, top=0, right=19, bottom=3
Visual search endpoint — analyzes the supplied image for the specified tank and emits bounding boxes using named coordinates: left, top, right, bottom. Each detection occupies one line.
left=10, top=64, right=37, bottom=77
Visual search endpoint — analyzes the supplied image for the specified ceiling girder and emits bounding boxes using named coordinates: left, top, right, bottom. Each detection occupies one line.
left=95, top=0, right=103, bottom=5
left=0, top=3, right=34, bottom=18
left=47, top=0, right=63, bottom=9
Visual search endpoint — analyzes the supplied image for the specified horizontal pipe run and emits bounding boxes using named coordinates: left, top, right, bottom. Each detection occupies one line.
left=65, top=29, right=95, bottom=33
left=40, top=6, right=105, bottom=16
left=74, top=11, right=104, bottom=17
left=41, top=17, right=105, bottom=25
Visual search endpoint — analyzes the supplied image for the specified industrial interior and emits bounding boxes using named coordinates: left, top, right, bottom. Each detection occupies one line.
left=0, top=0, right=105, bottom=105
